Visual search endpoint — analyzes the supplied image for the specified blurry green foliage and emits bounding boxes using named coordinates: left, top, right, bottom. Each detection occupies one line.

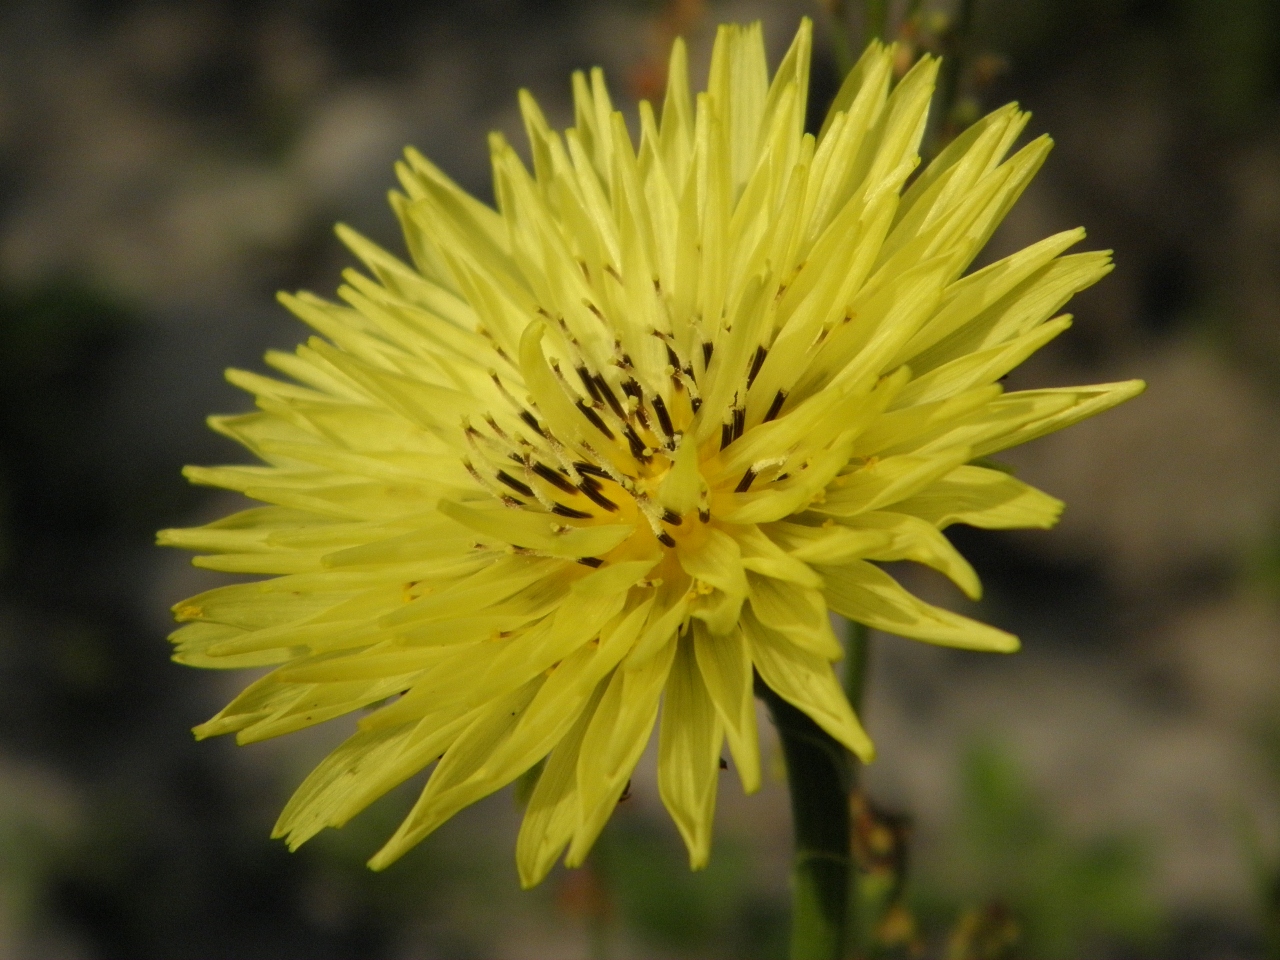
left=920, top=741, right=1162, bottom=959
left=594, top=813, right=788, bottom=959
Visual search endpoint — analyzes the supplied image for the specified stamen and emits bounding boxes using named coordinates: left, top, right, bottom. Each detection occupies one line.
left=519, top=410, right=546, bottom=436
left=735, top=467, right=758, bottom=492
left=551, top=503, right=593, bottom=519
left=532, top=461, right=578, bottom=494
left=577, top=366, right=602, bottom=403
left=496, top=470, right=535, bottom=498
left=484, top=415, right=509, bottom=441
left=764, top=390, right=787, bottom=423
left=661, top=508, right=683, bottom=525
left=747, top=345, right=768, bottom=388
left=577, top=556, right=604, bottom=568
left=575, top=399, right=614, bottom=438
left=579, top=480, right=621, bottom=512
left=732, top=405, right=746, bottom=442
left=622, top=423, right=649, bottom=461
left=650, top=394, right=675, bottom=442
left=593, top=374, right=627, bottom=421
left=634, top=492, right=675, bottom=547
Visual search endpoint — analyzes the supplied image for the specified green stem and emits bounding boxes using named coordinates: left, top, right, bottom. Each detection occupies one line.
left=761, top=683, right=852, bottom=960
left=842, top=620, right=871, bottom=719
left=821, top=0, right=856, bottom=78
left=925, top=0, right=978, bottom=158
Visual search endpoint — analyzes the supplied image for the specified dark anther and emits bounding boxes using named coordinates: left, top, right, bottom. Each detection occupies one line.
left=651, top=395, right=674, bottom=438
left=702, top=341, right=714, bottom=366
left=593, top=375, right=626, bottom=420
left=718, top=757, right=728, bottom=770
left=584, top=300, right=606, bottom=322
left=501, top=496, right=525, bottom=508
left=623, top=424, right=649, bottom=460
left=496, top=470, right=535, bottom=497
left=691, top=397, right=703, bottom=413
left=574, top=461, right=610, bottom=478
left=552, top=503, right=594, bottom=519
left=661, top=508, right=683, bottom=525
left=621, top=378, right=643, bottom=401
left=575, top=399, right=614, bottom=438
left=577, top=556, right=605, bottom=568
left=664, top=344, right=680, bottom=369
left=657, top=531, right=677, bottom=548
left=619, top=779, right=632, bottom=801
left=605, top=264, right=623, bottom=284
left=580, top=482, right=620, bottom=512
left=764, top=389, right=786, bottom=423
left=485, top=414, right=508, bottom=439
left=519, top=411, right=546, bottom=436
left=735, top=467, right=758, bottom=493
left=577, top=366, right=602, bottom=402
left=747, top=345, right=767, bottom=388
left=698, top=507, right=711, bottom=522
left=721, top=421, right=734, bottom=450
left=532, top=461, right=578, bottom=494
left=732, top=406, right=746, bottom=442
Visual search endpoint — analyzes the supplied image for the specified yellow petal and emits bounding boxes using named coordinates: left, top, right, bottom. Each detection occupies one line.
left=657, top=633, right=725, bottom=869
left=893, top=464, right=1064, bottom=530
left=692, top=621, right=760, bottom=794
left=820, top=559, right=1017, bottom=652
left=742, top=608, right=873, bottom=761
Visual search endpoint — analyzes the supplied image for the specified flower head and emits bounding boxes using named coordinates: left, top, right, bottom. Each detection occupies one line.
left=160, top=20, right=1142, bottom=886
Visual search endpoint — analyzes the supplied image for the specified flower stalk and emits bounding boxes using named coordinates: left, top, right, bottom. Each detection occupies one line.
left=762, top=681, right=854, bottom=960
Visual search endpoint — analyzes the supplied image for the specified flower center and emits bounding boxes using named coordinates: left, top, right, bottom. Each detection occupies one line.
left=457, top=329, right=729, bottom=556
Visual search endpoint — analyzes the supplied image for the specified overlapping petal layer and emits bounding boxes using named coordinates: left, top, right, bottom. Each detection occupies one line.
left=160, top=20, right=1142, bottom=884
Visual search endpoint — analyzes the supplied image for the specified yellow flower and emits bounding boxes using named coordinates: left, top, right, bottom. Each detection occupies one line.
left=159, top=20, right=1142, bottom=886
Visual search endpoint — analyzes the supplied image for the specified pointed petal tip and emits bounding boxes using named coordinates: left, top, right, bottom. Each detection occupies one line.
left=855, top=740, right=876, bottom=764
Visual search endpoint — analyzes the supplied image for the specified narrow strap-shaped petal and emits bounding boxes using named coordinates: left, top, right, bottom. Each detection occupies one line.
left=368, top=679, right=542, bottom=869
left=658, top=632, right=725, bottom=868
left=516, top=677, right=609, bottom=888
left=569, top=635, right=679, bottom=865
left=820, top=559, right=1017, bottom=651
left=692, top=621, right=760, bottom=794
left=743, top=608, right=874, bottom=761
left=891, top=464, right=1064, bottom=529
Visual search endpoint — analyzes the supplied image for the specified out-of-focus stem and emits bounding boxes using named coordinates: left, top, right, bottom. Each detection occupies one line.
left=842, top=620, right=871, bottom=720
left=926, top=0, right=978, bottom=158
left=762, top=683, right=852, bottom=960
left=820, top=0, right=856, bottom=78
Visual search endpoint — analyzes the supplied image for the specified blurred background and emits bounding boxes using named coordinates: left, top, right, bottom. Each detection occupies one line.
left=0, top=0, right=1278, bottom=956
